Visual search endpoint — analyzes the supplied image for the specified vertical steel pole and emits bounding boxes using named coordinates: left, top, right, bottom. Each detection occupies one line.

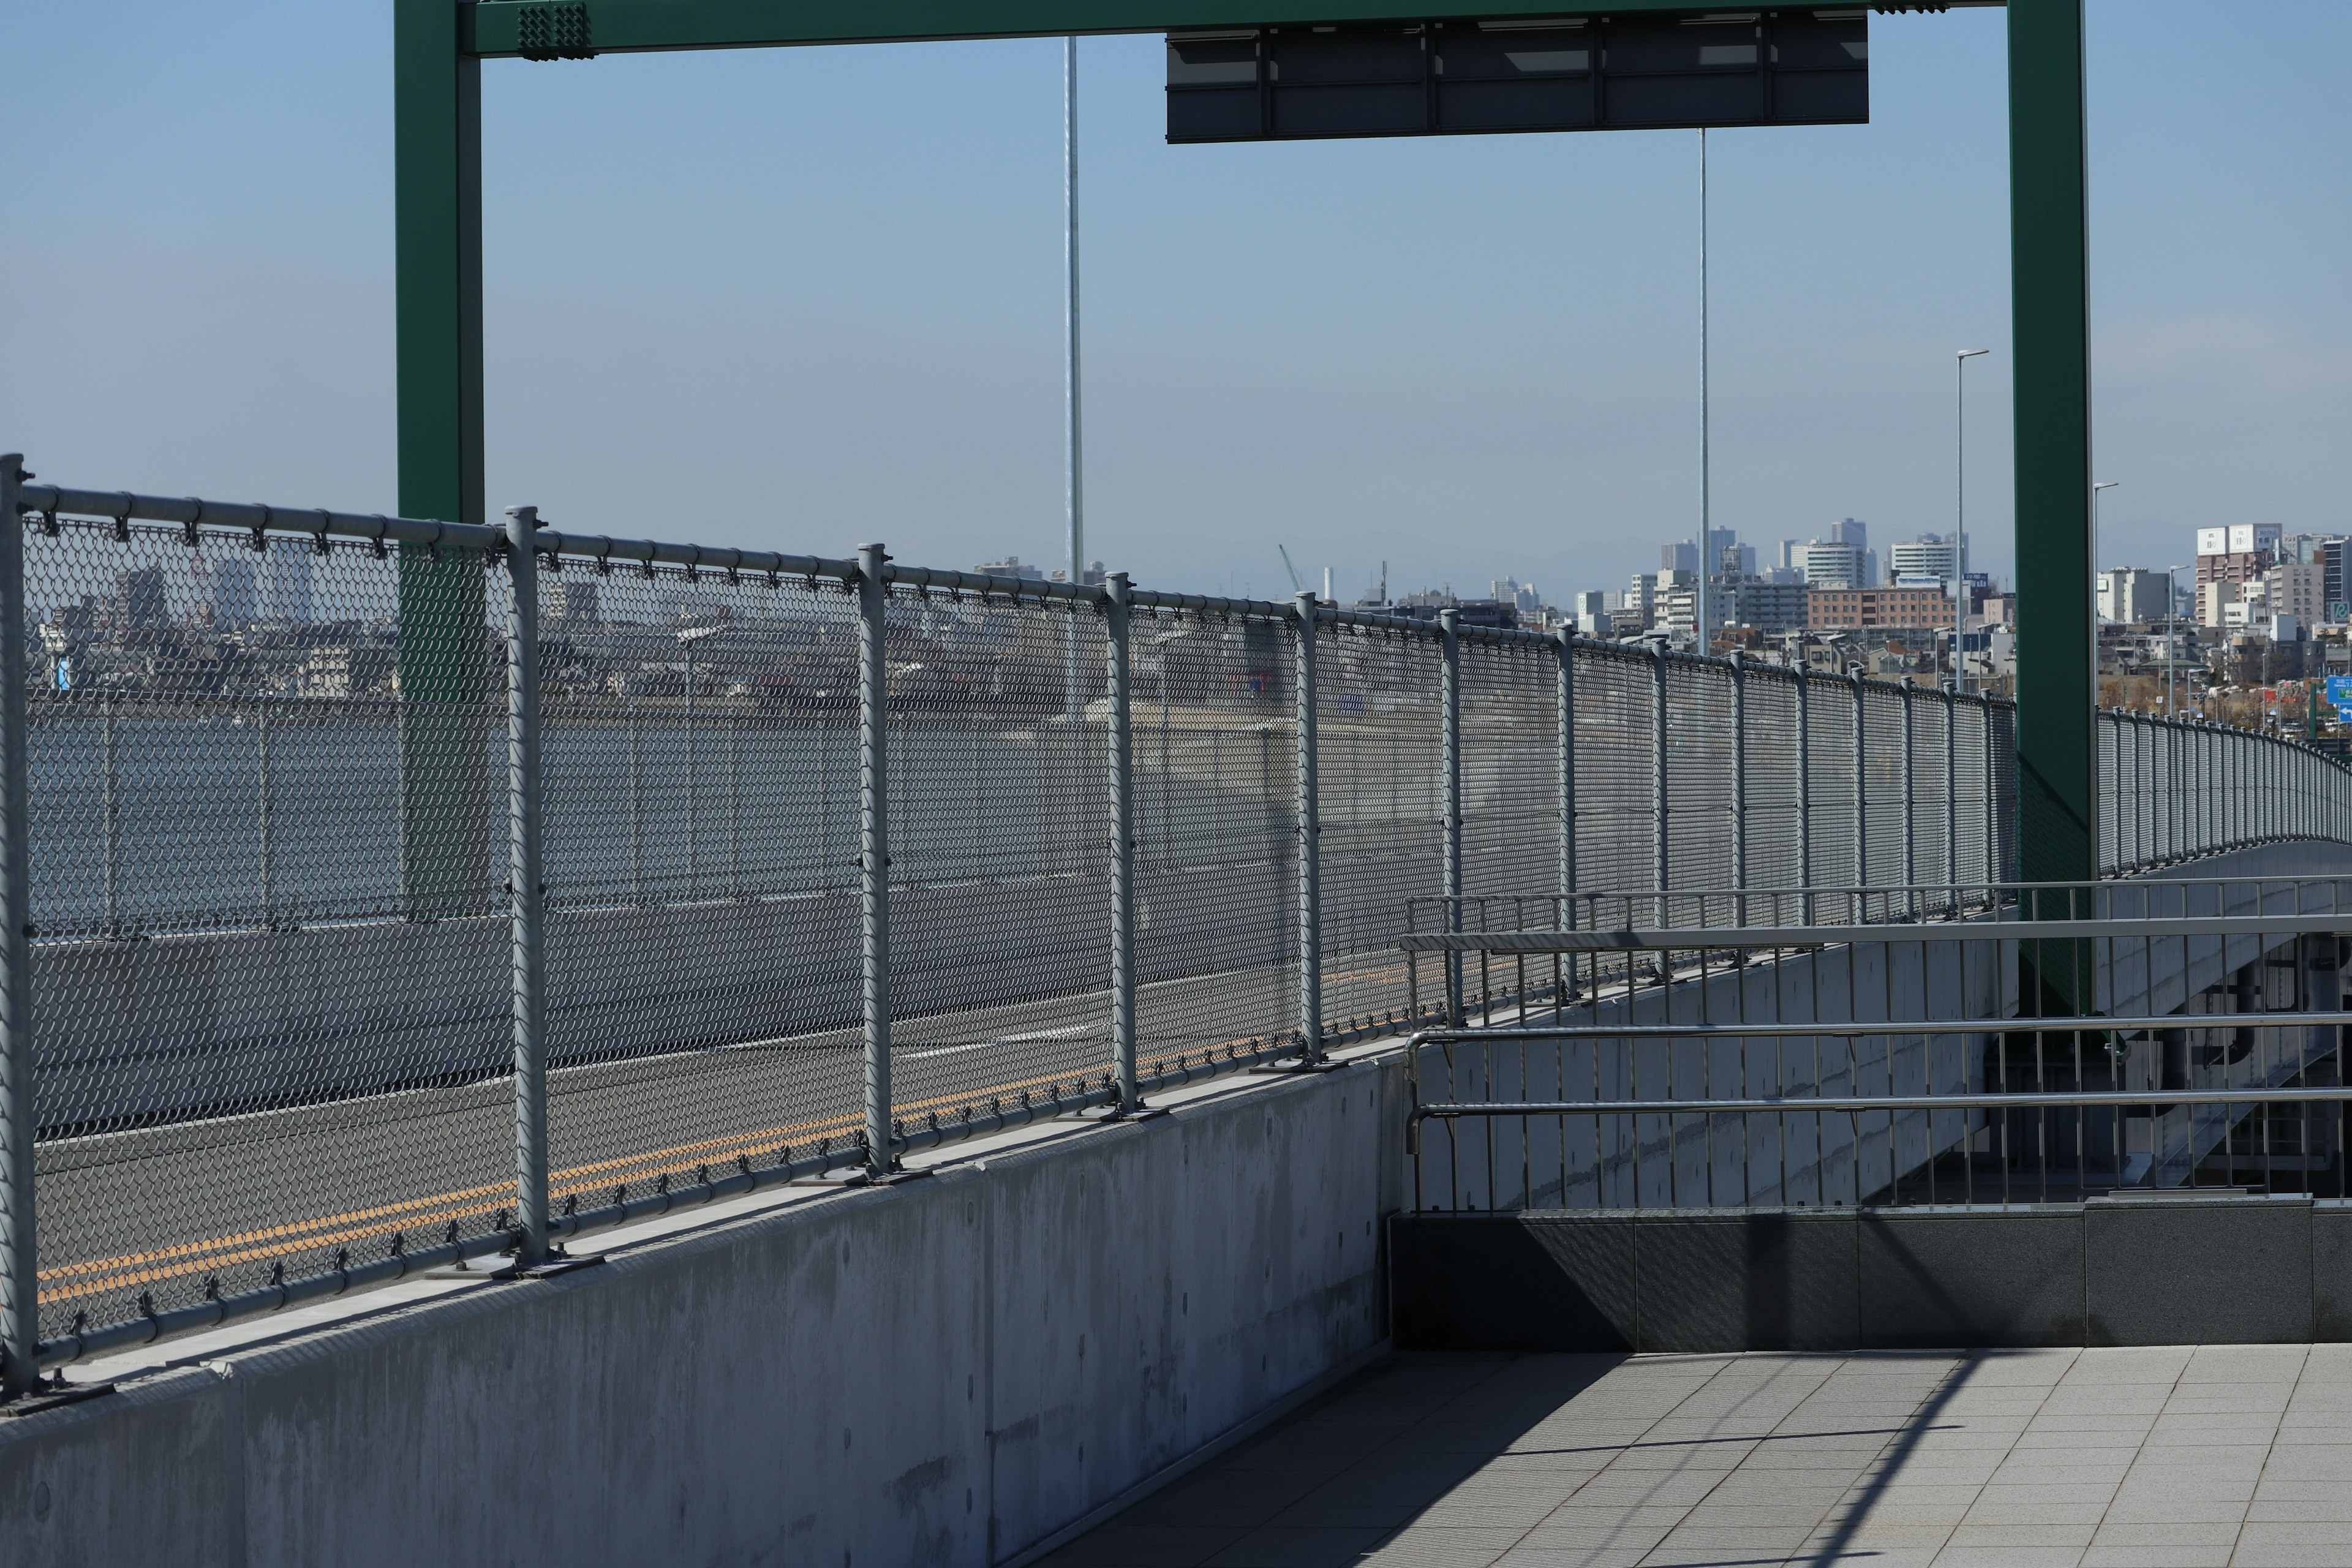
left=859, top=545, right=895, bottom=1175
left=1441, top=609, right=1463, bottom=1022
left=728, top=707, right=741, bottom=900
left=1558, top=629, right=1575, bottom=925
left=1900, top=681, right=1916, bottom=912
left=1293, top=593, right=1324, bottom=1062
left=503, top=507, right=549, bottom=1266
left=0, top=454, right=39, bottom=1396
left=1730, top=651, right=1747, bottom=899
left=1945, top=684, right=1959, bottom=905
left=1796, top=670, right=1813, bottom=918
left=101, top=689, right=120, bottom=938
left=1106, top=573, right=1137, bottom=1111
left=1063, top=36, right=1085, bottom=726
left=257, top=697, right=276, bottom=928
left=1852, top=671, right=1869, bottom=903
left=2008, top=0, right=2098, bottom=886
left=1653, top=643, right=1670, bottom=917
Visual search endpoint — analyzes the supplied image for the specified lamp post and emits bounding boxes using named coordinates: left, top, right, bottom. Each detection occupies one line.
left=1954, top=349, right=1989, bottom=691
left=1697, top=127, right=1711, bottom=657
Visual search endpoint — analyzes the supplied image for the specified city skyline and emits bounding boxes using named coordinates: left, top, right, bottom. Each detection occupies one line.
left=4, top=3, right=2347, bottom=606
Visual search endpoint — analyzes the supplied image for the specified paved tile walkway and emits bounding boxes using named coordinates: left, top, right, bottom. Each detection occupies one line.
left=1036, top=1346, right=2352, bottom=1567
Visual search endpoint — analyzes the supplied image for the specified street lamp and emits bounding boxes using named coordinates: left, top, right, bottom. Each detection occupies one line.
left=1954, top=349, right=1989, bottom=691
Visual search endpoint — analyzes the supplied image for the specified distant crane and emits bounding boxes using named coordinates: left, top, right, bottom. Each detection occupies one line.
left=1276, top=545, right=1306, bottom=598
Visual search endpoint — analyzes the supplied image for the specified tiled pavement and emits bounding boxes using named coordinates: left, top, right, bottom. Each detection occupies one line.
left=1033, top=1345, right=2352, bottom=1568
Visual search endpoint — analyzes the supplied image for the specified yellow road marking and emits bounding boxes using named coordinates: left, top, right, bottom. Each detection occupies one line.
left=43, top=977, right=1419, bottom=1305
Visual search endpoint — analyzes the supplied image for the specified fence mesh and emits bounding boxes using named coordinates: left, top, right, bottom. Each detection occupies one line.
left=1570, top=645, right=1657, bottom=896
left=20, top=490, right=2352, bottom=1353
left=1317, top=621, right=1440, bottom=1035
left=27, top=519, right=510, bottom=1341
left=1134, top=606, right=1297, bottom=1069
left=538, top=557, right=864, bottom=1217
left=1743, top=667, right=1804, bottom=891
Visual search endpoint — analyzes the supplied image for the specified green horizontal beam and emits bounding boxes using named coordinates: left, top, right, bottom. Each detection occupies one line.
left=464, top=0, right=1867, bottom=57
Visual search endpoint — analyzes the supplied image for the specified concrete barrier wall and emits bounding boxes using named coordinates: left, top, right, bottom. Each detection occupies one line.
left=0, top=1049, right=1408, bottom=1568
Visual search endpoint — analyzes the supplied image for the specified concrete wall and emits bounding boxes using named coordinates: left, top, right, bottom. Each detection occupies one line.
left=0, top=1050, right=1409, bottom=1568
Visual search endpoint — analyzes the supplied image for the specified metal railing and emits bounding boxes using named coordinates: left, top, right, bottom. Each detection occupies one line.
left=1405, top=876, right=2352, bottom=1213
left=4, top=461, right=2351, bottom=1390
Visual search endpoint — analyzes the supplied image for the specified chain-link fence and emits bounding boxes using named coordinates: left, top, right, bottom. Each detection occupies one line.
left=6, top=465, right=2351, bottom=1385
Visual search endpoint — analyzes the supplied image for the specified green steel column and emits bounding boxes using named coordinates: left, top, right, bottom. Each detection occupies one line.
left=395, top=0, right=491, bottom=916
left=2007, top=0, right=2097, bottom=894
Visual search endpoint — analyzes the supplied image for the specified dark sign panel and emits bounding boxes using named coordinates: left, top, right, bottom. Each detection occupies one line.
left=1167, top=9, right=1867, bottom=142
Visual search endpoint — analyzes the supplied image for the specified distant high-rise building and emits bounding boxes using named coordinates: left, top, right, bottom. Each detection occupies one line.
left=977, top=556, right=1047, bottom=582
left=1569, top=589, right=1610, bottom=629
left=1828, top=518, right=1868, bottom=549
left=1730, top=579, right=1807, bottom=634
left=2096, top=568, right=2167, bottom=625
left=2194, top=524, right=2282, bottom=559
left=2267, top=562, right=2324, bottom=628
left=209, top=554, right=258, bottom=629
left=258, top=537, right=312, bottom=625
left=1890, top=537, right=1962, bottom=587
left=545, top=579, right=601, bottom=622
left=119, top=565, right=168, bottom=630
left=1793, top=541, right=1863, bottom=589
left=1660, top=541, right=1698, bottom=574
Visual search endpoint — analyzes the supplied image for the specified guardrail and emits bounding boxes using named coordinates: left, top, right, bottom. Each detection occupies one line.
left=1404, top=878, right=2352, bottom=1213
left=2, top=458, right=2348, bottom=1392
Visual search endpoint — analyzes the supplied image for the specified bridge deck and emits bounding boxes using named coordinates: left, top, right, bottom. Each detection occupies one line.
left=1041, top=1344, right=2352, bottom=1567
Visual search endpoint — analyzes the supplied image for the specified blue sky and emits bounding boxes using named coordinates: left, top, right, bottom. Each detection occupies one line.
left=4, top=2, right=2346, bottom=605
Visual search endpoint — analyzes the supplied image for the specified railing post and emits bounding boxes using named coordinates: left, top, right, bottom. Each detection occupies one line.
left=1557, top=628, right=1575, bottom=925
left=1944, top=683, right=1958, bottom=906
left=1987, top=696, right=2002, bottom=883
left=1852, top=669, right=1869, bottom=907
left=1653, top=643, right=1670, bottom=918
left=1730, top=650, right=1747, bottom=897
left=258, top=697, right=276, bottom=928
left=1106, top=573, right=1138, bottom=1112
left=0, top=454, right=39, bottom=1397
left=858, top=543, right=896, bottom=1175
left=102, top=688, right=120, bottom=938
left=1796, top=669, right=1813, bottom=919
left=503, top=506, right=549, bottom=1266
left=1440, top=608, right=1462, bottom=1022
left=1900, top=680, right=1916, bottom=911
left=1294, top=592, right=1324, bottom=1061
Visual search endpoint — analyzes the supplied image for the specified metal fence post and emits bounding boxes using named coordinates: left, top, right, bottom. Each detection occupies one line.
left=1986, top=696, right=2001, bottom=883
left=504, top=507, right=549, bottom=1266
left=1440, top=608, right=1462, bottom=1022
left=1293, top=592, right=1324, bottom=1061
left=1653, top=643, right=1670, bottom=918
left=101, top=689, right=120, bottom=938
left=1730, top=651, right=1747, bottom=900
left=1558, top=629, right=1575, bottom=926
left=1943, top=683, right=1958, bottom=905
left=0, top=454, right=38, bottom=1396
left=1106, top=573, right=1137, bottom=1112
left=1852, top=670, right=1869, bottom=908
left=257, top=698, right=276, bottom=927
left=1899, top=680, right=1916, bottom=912
left=858, top=543, right=895, bottom=1175
left=1796, top=670, right=1813, bottom=919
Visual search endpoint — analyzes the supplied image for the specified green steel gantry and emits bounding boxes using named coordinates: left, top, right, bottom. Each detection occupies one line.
left=395, top=0, right=2096, bottom=888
